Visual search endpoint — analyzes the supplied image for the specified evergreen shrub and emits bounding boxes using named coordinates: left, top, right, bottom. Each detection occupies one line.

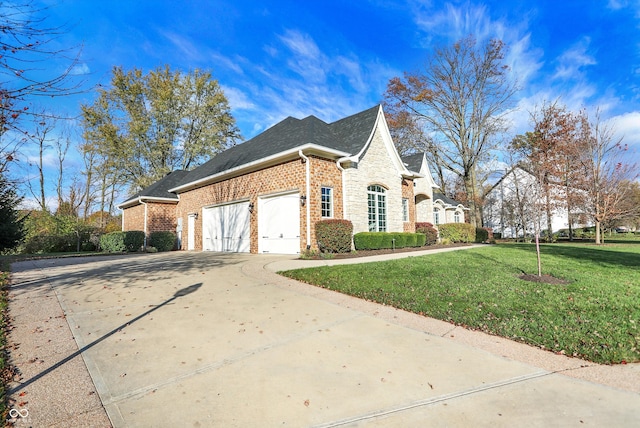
left=150, top=231, right=176, bottom=252
left=315, top=219, right=353, bottom=253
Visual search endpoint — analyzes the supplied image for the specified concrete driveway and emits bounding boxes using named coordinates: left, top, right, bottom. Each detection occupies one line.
left=7, top=251, right=640, bottom=427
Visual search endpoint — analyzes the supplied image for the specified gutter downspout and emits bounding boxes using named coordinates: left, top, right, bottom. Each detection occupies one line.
left=336, top=157, right=348, bottom=221
left=139, top=198, right=148, bottom=249
left=299, top=150, right=311, bottom=249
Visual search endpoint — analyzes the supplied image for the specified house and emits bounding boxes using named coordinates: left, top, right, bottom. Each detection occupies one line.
left=483, top=167, right=591, bottom=238
left=401, top=153, right=467, bottom=226
left=118, top=105, right=465, bottom=254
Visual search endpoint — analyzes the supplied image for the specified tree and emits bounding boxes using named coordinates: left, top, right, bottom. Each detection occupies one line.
left=510, top=102, right=587, bottom=240
left=0, top=174, right=25, bottom=251
left=1, top=1, right=83, bottom=171
left=384, top=36, right=517, bottom=226
left=581, top=110, right=637, bottom=244
left=81, top=65, right=241, bottom=190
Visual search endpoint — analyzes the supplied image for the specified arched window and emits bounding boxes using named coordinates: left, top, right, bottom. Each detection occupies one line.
left=454, top=211, right=461, bottom=223
left=367, top=185, right=387, bottom=232
left=433, top=207, right=441, bottom=225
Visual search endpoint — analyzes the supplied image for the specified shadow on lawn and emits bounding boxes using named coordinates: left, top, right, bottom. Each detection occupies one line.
left=505, top=243, right=640, bottom=269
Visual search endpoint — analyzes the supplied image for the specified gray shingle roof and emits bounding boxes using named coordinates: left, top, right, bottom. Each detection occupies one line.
left=434, top=191, right=462, bottom=207
left=121, top=170, right=189, bottom=205
left=401, top=153, right=424, bottom=173
left=175, top=105, right=381, bottom=189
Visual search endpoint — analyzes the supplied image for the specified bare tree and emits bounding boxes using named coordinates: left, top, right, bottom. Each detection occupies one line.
left=24, top=114, right=56, bottom=211
left=1, top=1, right=84, bottom=171
left=581, top=109, right=638, bottom=244
left=384, top=36, right=517, bottom=226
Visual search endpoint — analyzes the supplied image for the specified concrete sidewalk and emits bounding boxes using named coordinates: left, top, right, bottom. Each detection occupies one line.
left=6, top=249, right=640, bottom=427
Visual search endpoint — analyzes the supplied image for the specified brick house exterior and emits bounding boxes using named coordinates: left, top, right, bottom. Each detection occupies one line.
left=118, top=105, right=463, bottom=254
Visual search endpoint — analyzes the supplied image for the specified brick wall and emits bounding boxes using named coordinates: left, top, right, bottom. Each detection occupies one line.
left=177, top=157, right=320, bottom=253
left=122, top=204, right=144, bottom=232
left=122, top=201, right=177, bottom=238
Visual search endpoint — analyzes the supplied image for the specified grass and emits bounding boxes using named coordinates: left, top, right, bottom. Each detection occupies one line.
left=281, top=242, right=640, bottom=364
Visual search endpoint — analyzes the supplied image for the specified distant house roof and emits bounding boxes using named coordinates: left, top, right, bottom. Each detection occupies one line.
left=434, top=191, right=466, bottom=209
left=118, top=170, right=189, bottom=208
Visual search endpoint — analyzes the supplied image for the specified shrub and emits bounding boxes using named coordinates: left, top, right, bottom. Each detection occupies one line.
left=416, top=222, right=438, bottom=245
left=100, top=230, right=145, bottom=252
left=315, top=219, right=353, bottom=253
left=439, top=223, right=475, bottom=243
left=124, top=230, right=145, bottom=251
left=354, top=232, right=385, bottom=250
left=475, top=227, right=489, bottom=243
left=354, top=232, right=426, bottom=250
left=150, top=231, right=176, bottom=252
left=100, top=232, right=127, bottom=252
left=416, top=233, right=426, bottom=247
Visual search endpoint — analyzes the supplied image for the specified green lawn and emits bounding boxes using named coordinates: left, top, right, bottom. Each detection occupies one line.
left=281, top=243, right=640, bottom=364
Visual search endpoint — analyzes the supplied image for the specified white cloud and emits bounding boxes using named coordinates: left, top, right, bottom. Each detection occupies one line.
left=70, top=63, right=91, bottom=75
left=552, top=37, right=597, bottom=80
left=221, top=85, right=255, bottom=110
left=608, top=111, right=640, bottom=146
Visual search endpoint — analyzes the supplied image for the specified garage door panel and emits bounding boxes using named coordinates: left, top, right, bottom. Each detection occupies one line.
left=203, top=202, right=250, bottom=253
left=259, top=193, right=300, bottom=254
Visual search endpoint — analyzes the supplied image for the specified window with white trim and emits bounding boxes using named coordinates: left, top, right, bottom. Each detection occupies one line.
left=367, top=185, right=387, bottom=232
left=321, top=187, right=333, bottom=218
left=402, top=198, right=409, bottom=222
left=433, top=208, right=441, bottom=225
left=454, top=211, right=461, bottom=223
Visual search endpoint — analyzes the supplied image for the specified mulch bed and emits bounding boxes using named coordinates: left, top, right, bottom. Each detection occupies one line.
left=304, top=243, right=473, bottom=260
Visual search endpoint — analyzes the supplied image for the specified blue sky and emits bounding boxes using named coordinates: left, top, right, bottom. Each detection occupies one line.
left=16, top=0, right=640, bottom=205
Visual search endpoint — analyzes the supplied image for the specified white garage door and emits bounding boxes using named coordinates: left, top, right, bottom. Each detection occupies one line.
left=259, top=193, right=300, bottom=254
left=202, top=201, right=250, bottom=253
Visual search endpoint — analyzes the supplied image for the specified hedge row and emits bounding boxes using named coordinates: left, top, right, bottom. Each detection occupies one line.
left=100, top=231, right=145, bottom=252
left=353, top=232, right=426, bottom=250
left=438, top=223, right=476, bottom=243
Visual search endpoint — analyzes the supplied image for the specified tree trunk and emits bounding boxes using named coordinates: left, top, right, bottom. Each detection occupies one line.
left=463, top=170, right=481, bottom=227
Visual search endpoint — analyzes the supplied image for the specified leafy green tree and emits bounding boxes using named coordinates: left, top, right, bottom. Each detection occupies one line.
left=81, top=65, right=241, bottom=190
left=0, top=174, right=25, bottom=251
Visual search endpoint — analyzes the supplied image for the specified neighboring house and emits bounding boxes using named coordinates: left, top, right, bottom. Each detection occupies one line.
left=484, top=167, right=591, bottom=238
left=118, top=105, right=430, bottom=254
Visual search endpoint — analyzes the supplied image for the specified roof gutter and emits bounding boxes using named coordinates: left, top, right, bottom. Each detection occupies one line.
left=168, top=143, right=351, bottom=194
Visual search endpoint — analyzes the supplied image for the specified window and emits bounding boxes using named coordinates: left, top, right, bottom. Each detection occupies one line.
left=367, top=185, right=387, bottom=232
left=321, top=187, right=333, bottom=218
left=402, top=198, right=409, bottom=222
left=454, top=211, right=461, bottom=223
left=433, top=208, right=441, bottom=225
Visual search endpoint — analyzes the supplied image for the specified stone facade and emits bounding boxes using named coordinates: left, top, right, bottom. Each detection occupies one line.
left=344, top=123, right=411, bottom=234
